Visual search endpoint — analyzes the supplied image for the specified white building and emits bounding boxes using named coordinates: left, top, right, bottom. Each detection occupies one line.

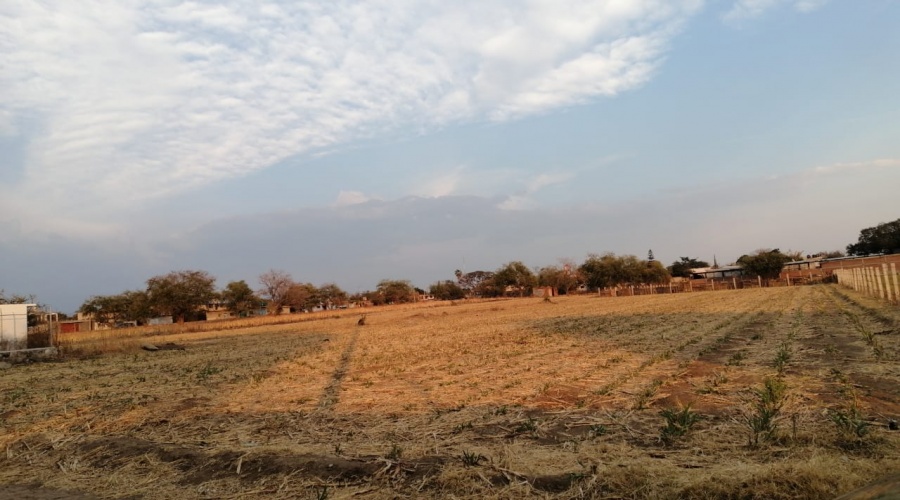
left=0, top=303, right=35, bottom=352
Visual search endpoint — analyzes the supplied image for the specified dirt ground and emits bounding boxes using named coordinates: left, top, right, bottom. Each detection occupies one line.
left=1, top=285, right=898, bottom=499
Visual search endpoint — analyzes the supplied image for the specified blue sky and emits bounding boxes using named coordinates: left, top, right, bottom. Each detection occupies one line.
left=1, top=0, right=898, bottom=313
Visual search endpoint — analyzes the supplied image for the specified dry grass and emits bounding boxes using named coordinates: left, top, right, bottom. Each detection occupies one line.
left=2, top=286, right=899, bottom=499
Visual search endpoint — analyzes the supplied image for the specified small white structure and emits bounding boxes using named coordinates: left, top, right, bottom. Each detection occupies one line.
left=0, top=303, right=35, bottom=352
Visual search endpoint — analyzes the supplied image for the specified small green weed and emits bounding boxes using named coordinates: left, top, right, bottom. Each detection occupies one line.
left=774, top=343, right=792, bottom=373
left=727, top=351, right=747, bottom=366
left=745, top=377, right=788, bottom=447
left=460, top=450, right=486, bottom=467
left=515, top=417, right=538, bottom=433
left=588, top=423, right=608, bottom=437
left=829, top=402, right=870, bottom=441
left=659, top=404, right=701, bottom=445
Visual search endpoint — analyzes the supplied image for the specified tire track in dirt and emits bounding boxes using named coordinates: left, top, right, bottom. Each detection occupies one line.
left=317, top=330, right=359, bottom=410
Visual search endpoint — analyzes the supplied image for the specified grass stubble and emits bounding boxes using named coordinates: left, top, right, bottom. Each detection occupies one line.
left=1, top=286, right=898, bottom=499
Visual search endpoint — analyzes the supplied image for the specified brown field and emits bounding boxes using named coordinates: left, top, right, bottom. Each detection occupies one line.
left=2, top=285, right=899, bottom=499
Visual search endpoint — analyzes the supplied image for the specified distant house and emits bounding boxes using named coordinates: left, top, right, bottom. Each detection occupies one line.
left=532, top=286, right=556, bottom=298
left=147, top=316, right=173, bottom=326
left=690, top=266, right=743, bottom=279
left=59, top=319, right=94, bottom=333
left=202, top=300, right=233, bottom=321
left=782, top=257, right=824, bottom=272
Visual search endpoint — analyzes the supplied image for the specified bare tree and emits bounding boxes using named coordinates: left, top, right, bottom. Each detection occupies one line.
left=258, top=269, right=294, bottom=314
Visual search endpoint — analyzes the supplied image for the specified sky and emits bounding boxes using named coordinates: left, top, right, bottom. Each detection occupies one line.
left=1, top=0, right=898, bottom=313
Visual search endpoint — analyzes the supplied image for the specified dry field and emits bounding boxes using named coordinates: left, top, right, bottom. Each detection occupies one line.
left=2, top=285, right=899, bottom=499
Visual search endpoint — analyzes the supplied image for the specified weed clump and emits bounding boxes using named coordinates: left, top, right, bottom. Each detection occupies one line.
left=745, top=377, right=788, bottom=447
left=660, top=404, right=700, bottom=445
left=829, top=401, right=870, bottom=443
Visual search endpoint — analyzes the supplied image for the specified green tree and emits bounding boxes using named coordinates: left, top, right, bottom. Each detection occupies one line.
left=667, top=257, right=710, bottom=278
left=454, top=270, right=497, bottom=297
left=317, top=283, right=349, bottom=309
left=493, top=261, right=537, bottom=297
left=146, top=270, right=217, bottom=323
left=737, top=249, right=792, bottom=284
left=580, top=253, right=666, bottom=290
left=79, top=290, right=151, bottom=325
left=221, top=280, right=262, bottom=317
left=846, top=218, right=900, bottom=255
left=376, top=280, right=416, bottom=304
left=643, top=260, right=671, bottom=284
left=537, top=263, right=582, bottom=295
left=429, top=280, right=466, bottom=300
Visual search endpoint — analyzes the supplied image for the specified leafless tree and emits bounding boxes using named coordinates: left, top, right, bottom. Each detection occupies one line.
left=258, top=269, right=294, bottom=314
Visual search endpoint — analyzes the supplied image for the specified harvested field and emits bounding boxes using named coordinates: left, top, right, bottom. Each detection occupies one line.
left=1, top=285, right=899, bottom=499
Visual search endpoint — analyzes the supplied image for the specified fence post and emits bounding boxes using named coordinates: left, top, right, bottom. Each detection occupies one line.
left=891, top=263, right=900, bottom=302
left=883, top=264, right=895, bottom=303
left=787, top=274, right=792, bottom=286
left=875, top=266, right=886, bottom=300
left=757, top=276, right=762, bottom=288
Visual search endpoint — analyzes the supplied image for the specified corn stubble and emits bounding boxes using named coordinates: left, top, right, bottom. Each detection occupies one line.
left=1, top=285, right=898, bottom=499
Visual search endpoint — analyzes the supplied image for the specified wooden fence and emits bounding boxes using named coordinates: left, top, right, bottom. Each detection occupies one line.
left=834, top=264, right=900, bottom=305
left=595, top=273, right=828, bottom=297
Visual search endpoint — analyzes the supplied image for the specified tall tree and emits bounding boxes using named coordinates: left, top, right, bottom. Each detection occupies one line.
left=455, top=270, right=497, bottom=297
left=643, top=260, right=671, bottom=284
left=537, top=264, right=582, bottom=295
left=580, top=253, right=664, bottom=290
left=430, top=280, right=466, bottom=300
left=846, top=218, right=900, bottom=255
left=375, top=279, right=416, bottom=304
left=258, top=269, right=294, bottom=314
left=667, top=257, right=710, bottom=278
left=737, top=249, right=792, bottom=284
left=79, top=291, right=151, bottom=325
left=493, top=261, right=537, bottom=297
left=146, top=270, right=216, bottom=323
left=221, top=280, right=262, bottom=317
left=317, top=283, right=348, bottom=309
left=285, top=282, right=320, bottom=311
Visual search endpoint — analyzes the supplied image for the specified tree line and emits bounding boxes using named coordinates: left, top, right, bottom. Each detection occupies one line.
left=11, top=217, right=894, bottom=323
left=79, top=270, right=356, bottom=326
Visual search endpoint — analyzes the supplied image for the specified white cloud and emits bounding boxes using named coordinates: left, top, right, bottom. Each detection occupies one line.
left=0, top=0, right=701, bottom=217
left=417, top=167, right=464, bottom=198
left=723, top=0, right=828, bottom=22
left=334, top=190, right=372, bottom=207
left=526, top=172, right=574, bottom=194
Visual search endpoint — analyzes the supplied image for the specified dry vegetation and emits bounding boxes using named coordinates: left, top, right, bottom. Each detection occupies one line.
left=2, top=285, right=899, bottom=499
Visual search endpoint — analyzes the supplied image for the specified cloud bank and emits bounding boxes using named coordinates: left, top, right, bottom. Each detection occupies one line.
left=0, top=0, right=700, bottom=213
